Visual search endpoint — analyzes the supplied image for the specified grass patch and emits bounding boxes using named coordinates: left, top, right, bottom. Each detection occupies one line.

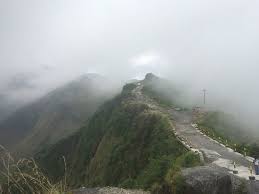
left=0, top=146, right=67, bottom=194
left=150, top=152, right=201, bottom=194
left=197, top=112, right=259, bottom=158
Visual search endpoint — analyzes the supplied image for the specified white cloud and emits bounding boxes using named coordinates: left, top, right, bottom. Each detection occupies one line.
left=131, top=52, right=160, bottom=68
left=1, top=0, right=259, bottom=127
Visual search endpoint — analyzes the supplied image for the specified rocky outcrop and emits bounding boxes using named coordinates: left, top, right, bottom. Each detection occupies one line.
left=144, top=73, right=159, bottom=82
left=181, top=165, right=254, bottom=194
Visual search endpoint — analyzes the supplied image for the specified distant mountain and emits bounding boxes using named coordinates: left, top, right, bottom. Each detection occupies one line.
left=36, top=73, right=199, bottom=191
left=0, top=74, right=119, bottom=155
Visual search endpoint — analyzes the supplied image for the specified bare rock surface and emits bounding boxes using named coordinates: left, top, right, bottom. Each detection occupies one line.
left=182, top=165, right=259, bottom=194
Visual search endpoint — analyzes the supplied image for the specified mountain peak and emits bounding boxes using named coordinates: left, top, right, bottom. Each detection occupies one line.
left=144, top=73, right=159, bottom=81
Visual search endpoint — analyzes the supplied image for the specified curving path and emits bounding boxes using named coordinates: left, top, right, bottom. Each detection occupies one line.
left=168, top=108, right=259, bottom=193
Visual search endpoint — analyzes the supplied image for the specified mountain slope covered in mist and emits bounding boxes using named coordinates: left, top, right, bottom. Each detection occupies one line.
left=37, top=74, right=201, bottom=192
left=0, top=103, right=15, bottom=123
left=0, top=74, right=118, bottom=155
left=141, top=73, right=184, bottom=108
left=0, top=95, right=22, bottom=122
left=195, top=111, right=259, bottom=158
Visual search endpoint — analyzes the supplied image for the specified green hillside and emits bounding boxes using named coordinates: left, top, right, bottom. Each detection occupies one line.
left=196, top=111, right=259, bottom=158
left=0, top=95, right=20, bottom=122
left=142, top=73, right=180, bottom=108
left=37, top=75, right=201, bottom=193
left=0, top=74, right=118, bottom=155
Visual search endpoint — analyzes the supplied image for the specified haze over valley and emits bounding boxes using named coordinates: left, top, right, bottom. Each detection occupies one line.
left=1, top=0, right=259, bottom=193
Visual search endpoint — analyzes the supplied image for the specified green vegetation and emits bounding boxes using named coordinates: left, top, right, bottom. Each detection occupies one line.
left=122, top=83, right=137, bottom=95
left=0, top=75, right=116, bottom=156
left=197, top=112, right=242, bottom=141
left=141, top=73, right=186, bottom=109
left=0, top=146, right=67, bottom=194
left=35, top=133, right=79, bottom=182
left=148, top=152, right=201, bottom=194
left=70, top=97, right=187, bottom=188
left=3, top=73, right=259, bottom=193
left=197, top=111, right=259, bottom=158
left=142, top=85, right=174, bottom=107
left=235, top=180, right=248, bottom=194
left=37, top=79, right=201, bottom=193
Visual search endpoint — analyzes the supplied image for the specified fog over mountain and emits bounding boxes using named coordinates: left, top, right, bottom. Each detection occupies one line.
left=1, top=0, right=259, bottom=128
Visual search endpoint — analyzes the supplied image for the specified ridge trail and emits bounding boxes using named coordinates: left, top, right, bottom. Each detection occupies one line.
left=133, top=82, right=259, bottom=193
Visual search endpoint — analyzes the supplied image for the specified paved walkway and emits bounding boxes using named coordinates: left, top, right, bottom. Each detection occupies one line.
left=168, top=109, right=259, bottom=193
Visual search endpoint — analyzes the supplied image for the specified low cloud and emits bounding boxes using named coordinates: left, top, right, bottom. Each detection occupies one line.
left=0, top=0, right=259, bottom=129
left=6, top=73, right=37, bottom=91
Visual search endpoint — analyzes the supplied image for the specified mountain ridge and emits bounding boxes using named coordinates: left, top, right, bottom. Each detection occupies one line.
left=0, top=74, right=119, bottom=155
left=36, top=74, right=201, bottom=192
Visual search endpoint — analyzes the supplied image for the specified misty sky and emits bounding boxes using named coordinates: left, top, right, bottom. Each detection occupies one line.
left=1, top=0, right=259, bottom=126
